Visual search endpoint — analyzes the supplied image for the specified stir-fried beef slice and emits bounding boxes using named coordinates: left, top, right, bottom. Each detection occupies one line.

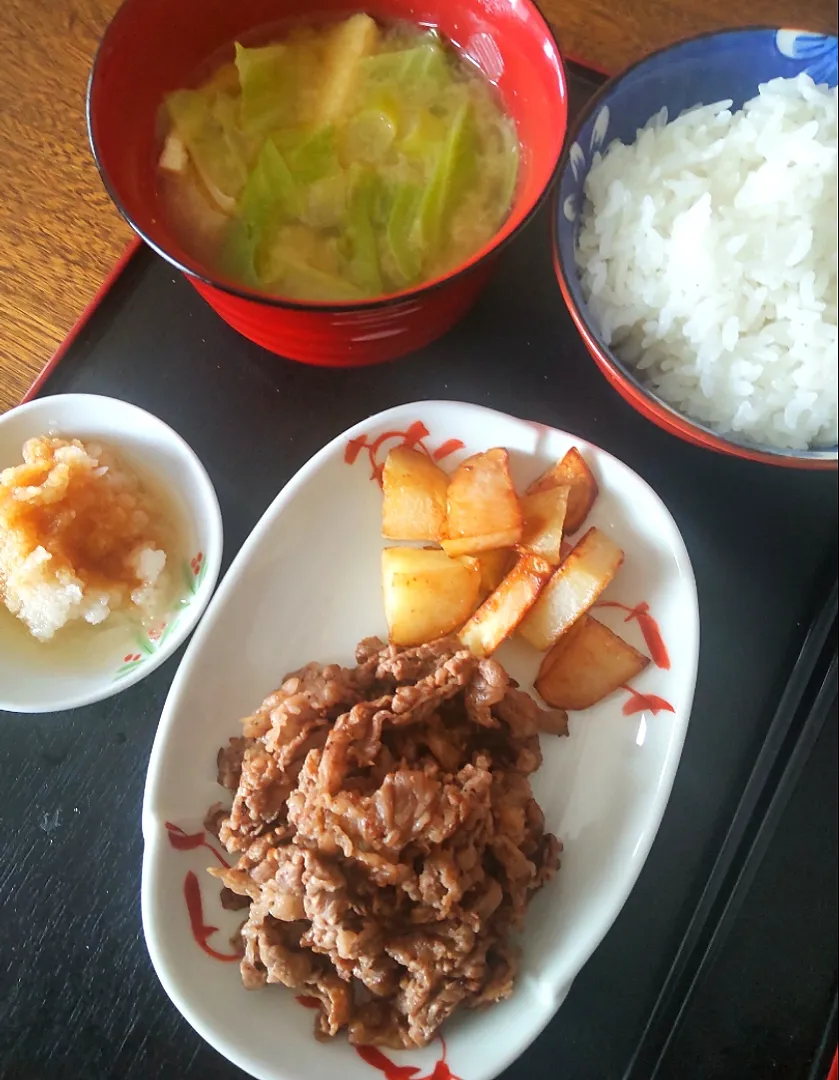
left=419, top=712, right=468, bottom=772
left=208, top=865, right=261, bottom=903
left=534, top=831, right=563, bottom=887
left=208, top=636, right=560, bottom=1048
left=204, top=801, right=228, bottom=839
left=240, top=913, right=352, bottom=1036
left=493, top=683, right=567, bottom=745
left=469, top=939, right=519, bottom=1007
left=354, top=636, right=387, bottom=665
left=357, top=635, right=469, bottom=686
left=291, top=760, right=493, bottom=872
left=218, top=743, right=299, bottom=852
left=414, top=843, right=483, bottom=919
left=220, top=887, right=252, bottom=911
left=216, top=737, right=250, bottom=791
left=314, top=657, right=477, bottom=796
left=209, top=842, right=306, bottom=918
left=383, top=922, right=495, bottom=1046
left=464, top=658, right=508, bottom=727
left=241, top=662, right=363, bottom=741
left=348, top=1000, right=412, bottom=1048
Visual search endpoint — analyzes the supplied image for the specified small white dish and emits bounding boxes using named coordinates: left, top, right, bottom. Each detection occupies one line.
left=0, top=394, right=222, bottom=714
left=142, top=400, right=698, bottom=1080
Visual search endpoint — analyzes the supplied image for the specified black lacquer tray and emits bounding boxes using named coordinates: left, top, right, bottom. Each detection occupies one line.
left=1, top=64, right=836, bottom=1080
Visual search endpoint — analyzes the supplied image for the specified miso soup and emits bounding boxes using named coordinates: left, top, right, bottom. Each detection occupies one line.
left=158, top=15, right=520, bottom=301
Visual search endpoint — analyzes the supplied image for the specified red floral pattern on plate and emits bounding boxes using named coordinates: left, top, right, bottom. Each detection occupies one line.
left=593, top=600, right=674, bottom=715
left=181, top=871, right=241, bottom=962
left=345, top=420, right=464, bottom=485
left=355, top=1040, right=461, bottom=1079
left=164, top=823, right=239, bottom=963
left=620, top=686, right=676, bottom=717
left=596, top=600, right=670, bottom=670
left=164, top=821, right=229, bottom=868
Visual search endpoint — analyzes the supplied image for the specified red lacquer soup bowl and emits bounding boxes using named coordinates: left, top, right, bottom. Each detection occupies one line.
left=87, top=0, right=567, bottom=367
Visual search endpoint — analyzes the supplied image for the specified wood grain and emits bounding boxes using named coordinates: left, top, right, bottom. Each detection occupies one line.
left=1, top=0, right=836, bottom=414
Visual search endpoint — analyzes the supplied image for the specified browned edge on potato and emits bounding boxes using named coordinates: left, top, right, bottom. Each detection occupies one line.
left=442, top=448, right=522, bottom=556
left=517, top=484, right=570, bottom=564
left=535, top=614, right=650, bottom=710
left=526, top=447, right=599, bottom=534
left=381, top=446, right=449, bottom=542
left=459, top=553, right=553, bottom=657
left=518, top=527, right=624, bottom=651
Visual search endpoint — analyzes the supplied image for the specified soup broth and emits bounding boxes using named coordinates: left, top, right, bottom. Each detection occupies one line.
left=159, top=15, right=520, bottom=301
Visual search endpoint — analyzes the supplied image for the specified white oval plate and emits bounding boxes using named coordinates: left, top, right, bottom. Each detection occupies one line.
left=142, top=401, right=699, bottom=1080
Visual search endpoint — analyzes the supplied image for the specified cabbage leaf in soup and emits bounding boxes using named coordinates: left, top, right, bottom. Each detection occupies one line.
left=165, top=90, right=249, bottom=212
left=235, top=42, right=296, bottom=134
left=221, top=140, right=298, bottom=284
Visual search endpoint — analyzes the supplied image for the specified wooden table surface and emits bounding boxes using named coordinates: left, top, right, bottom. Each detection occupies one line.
left=1, top=0, right=836, bottom=413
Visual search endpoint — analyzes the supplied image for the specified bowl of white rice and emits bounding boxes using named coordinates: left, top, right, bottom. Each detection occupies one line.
left=554, top=27, right=838, bottom=467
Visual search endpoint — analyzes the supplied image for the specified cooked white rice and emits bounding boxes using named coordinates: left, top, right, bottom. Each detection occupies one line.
left=576, top=74, right=838, bottom=451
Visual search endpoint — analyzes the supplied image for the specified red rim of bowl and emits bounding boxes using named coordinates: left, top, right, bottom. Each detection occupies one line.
left=551, top=25, right=838, bottom=470
left=86, top=0, right=568, bottom=316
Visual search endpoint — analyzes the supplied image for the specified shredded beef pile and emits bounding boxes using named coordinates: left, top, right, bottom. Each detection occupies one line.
left=207, top=635, right=563, bottom=1049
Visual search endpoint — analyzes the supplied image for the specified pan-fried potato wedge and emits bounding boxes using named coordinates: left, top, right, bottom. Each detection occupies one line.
left=535, top=614, right=649, bottom=710
left=518, top=527, right=624, bottom=651
left=442, top=448, right=522, bottom=556
left=381, top=447, right=449, bottom=541
left=459, top=554, right=553, bottom=658
left=517, top=485, right=569, bottom=564
left=475, top=549, right=514, bottom=596
left=382, top=547, right=480, bottom=647
left=527, top=447, right=599, bottom=533
left=442, top=529, right=521, bottom=557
